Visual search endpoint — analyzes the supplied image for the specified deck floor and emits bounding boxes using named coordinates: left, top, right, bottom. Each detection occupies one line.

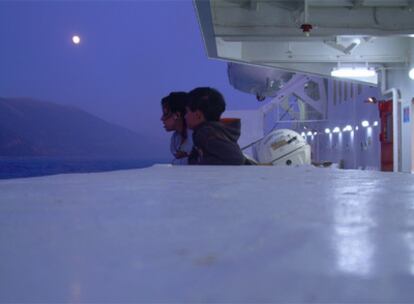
left=1, top=165, right=414, bottom=302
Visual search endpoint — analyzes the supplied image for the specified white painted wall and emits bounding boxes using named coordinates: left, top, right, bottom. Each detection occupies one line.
left=412, top=99, right=414, bottom=173
left=312, top=81, right=381, bottom=170
left=385, top=40, right=414, bottom=173
left=410, top=40, right=414, bottom=173
left=225, top=80, right=382, bottom=170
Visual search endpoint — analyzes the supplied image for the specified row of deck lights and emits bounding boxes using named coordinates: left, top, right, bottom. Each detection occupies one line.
left=301, top=120, right=378, bottom=137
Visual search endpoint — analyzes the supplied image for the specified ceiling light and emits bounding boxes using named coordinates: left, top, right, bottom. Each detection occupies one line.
left=343, top=125, right=353, bottom=132
left=365, top=97, right=377, bottom=103
left=361, top=120, right=370, bottom=127
left=307, top=131, right=313, bottom=136
left=409, top=68, right=414, bottom=80
left=332, top=127, right=340, bottom=133
left=353, top=38, right=361, bottom=45
left=331, top=67, right=376, bottom=78
left=325, top=128, right=331, bottom=134
left=373, top=121, right=379, bottom=126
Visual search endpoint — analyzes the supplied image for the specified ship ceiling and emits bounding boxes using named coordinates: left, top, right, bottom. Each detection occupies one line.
left=195, top=0, right=414, bottom=83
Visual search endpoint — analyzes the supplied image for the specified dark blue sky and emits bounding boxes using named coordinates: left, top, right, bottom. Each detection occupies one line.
left=0, top=0, right=258, bottom=156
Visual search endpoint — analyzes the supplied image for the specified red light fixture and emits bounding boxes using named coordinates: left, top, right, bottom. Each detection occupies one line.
left=300, top=24, right=313, bottom=36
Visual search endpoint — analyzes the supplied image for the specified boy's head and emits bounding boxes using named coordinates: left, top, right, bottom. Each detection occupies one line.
left=160, top=92, right=189, bottom=132
left=185, top=87, right=226, bottom=129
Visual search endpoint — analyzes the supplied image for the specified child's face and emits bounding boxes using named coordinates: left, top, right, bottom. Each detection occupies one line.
left=185, top=107, right=204, bottom=130
left=161, top=106, right=177, bottom=132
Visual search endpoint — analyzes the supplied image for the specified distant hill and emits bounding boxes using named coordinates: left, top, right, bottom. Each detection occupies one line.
left=0, top=97, right=161, bottom=158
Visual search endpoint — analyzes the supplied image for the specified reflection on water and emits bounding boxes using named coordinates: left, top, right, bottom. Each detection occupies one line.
left=333, top=184, right=377, bottom=276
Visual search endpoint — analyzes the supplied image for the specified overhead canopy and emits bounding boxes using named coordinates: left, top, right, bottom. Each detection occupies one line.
left=194, top=0, right=414, bottom=83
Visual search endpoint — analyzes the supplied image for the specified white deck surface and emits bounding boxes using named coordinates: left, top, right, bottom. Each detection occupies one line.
left=1, top=165, right=414, bottom=303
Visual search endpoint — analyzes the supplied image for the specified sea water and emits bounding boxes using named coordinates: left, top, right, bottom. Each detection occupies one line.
left=0, top=157, right=168, bottom=179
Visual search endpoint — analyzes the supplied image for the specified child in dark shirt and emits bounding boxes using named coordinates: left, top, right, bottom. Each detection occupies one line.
left=185, top=87, right=245, bottom=165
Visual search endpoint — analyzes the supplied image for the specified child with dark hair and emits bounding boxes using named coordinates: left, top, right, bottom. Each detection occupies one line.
left=185, top=87, right=245, bottom=165
left=161, top=92, right=192, bottom=165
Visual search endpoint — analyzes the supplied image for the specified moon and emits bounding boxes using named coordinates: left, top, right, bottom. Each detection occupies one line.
left=72, top=35, right=81, bottom=45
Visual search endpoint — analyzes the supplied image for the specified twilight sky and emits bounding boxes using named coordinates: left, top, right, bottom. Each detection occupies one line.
left=0, top=0, right=260, bottom=158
